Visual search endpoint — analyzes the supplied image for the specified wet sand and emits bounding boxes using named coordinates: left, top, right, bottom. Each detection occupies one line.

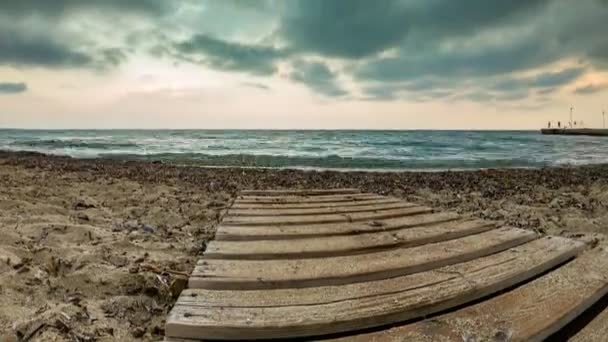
left=1, top=151, right=608, bottom=341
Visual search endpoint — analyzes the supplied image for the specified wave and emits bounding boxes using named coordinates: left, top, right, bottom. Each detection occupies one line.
left=97, top=152, right=550, bottom=170
left=9, top=139, right=139, bottom=150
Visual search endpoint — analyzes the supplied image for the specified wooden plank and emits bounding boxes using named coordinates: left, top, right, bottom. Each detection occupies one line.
left=205, top=219, right=496, bottom=259
left=222, top=206, right=434, bottom=226
left=236, top=193, right=382, bottom=204
left=227, top=201, right=416, bottom=217
left=334, top=247, right=608, bottom=342
left=166, top=236, right=584, bottom=340
left=240, top=188, right=360, bottom=196
left=190, top=228, right=537, bottom=289
left=215, top=211, right=458, bottom=241
left=231, top=197, right=401, bottom=210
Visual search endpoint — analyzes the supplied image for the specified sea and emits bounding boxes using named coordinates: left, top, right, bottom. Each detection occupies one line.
left=1, top=129, right=607, bottom=171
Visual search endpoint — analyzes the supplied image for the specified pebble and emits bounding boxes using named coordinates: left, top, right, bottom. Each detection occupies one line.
left=142, top=224, right=155, bottom=234
left=131, top=327, right=146, bottom=338
left=0, top=248, right=22, bottom=268
left=76, top=212, right=90, bottom=221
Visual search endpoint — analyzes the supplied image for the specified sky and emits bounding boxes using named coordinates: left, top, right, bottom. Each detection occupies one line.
left=1, top=0, right=608, bottom=130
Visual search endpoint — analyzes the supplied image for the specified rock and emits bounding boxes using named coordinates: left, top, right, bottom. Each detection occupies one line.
left=35, top=268, right=49, bottom=281
left=124, top=220, right=140, bottom=231
left=0, top=248, right=22, bottom=268
left=550, top=197, right=563, bottom=209
left=141, top=224, right=155, bottom=234
left=76, top=212, right=90, bottom=221
left=131, top=327, right=146, bottom=338
left=74, top=198, right=97, bottom=210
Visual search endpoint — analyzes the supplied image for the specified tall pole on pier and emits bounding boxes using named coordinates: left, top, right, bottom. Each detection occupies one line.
left=603, top=110, right=606, bottom=129
left=570, top=107, right=573, bottom=128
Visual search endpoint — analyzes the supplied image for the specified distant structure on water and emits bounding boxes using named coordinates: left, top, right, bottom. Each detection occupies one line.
left=541, top=108, right=608, bottom=136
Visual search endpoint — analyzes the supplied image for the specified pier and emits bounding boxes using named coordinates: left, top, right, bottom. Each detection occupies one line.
left=541, top=128, right=608, bottom=136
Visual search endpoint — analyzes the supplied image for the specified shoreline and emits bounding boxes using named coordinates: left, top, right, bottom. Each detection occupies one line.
left=2, top=150, right=608, bottom=340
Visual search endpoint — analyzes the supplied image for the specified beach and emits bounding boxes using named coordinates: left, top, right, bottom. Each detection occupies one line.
left=1, top=150, right=608, bottom=341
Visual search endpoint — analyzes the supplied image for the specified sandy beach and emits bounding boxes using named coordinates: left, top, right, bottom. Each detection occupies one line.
left=2, top=150, right=608, bottom=341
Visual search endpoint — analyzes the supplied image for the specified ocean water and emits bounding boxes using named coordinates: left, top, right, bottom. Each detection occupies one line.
left=1, top=129, right=608, bottom=171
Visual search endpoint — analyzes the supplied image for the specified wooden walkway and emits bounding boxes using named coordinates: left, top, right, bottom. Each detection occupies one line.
left=165, top=189, right=608, bottom=341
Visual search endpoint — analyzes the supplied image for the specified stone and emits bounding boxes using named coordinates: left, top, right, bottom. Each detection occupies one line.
left=76, top=212, right=90, bottom=221
left=141, top=224, right=155, bottom=234
left=131, top=327, right=145, bottom=338
left=0, top=248, right=22, bottom=268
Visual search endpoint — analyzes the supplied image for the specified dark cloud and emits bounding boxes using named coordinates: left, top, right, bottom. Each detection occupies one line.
left=356, top=38, right=554, bottom=82
left=174, top=34, right=287, bottom=75
left=280, top=0, right=409, bottom=58
left=289, top=60, right=347, bottom=97
left=0, top=0, right=172, bottom=70
left=0, top=82, right=27, bottom=94
left=492, top=67, right=585, bottom=92
left=0, top=27, right=129, bottom=70
left=351, top=0, right=607, bottom=101
left=279, top=0, right=549, bottom=59
left=0, top=29, right=93, bottom=68
left=574, top=83, right=608, bottom=95
left=0, top=0, right=169, bottom=18
left=408, top=0, right=549, bottom=38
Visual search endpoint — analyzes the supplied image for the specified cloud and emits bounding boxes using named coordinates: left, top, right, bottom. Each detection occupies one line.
left=2, top=0, right=608, bottom=105
left=0, top=0, right=170, bottom=18
left=0, top=0, right=172, bottom=70
left=0, top=82, right=27, bottom=94
left=574, top=83, right=608, bottom=95
left=0, top=28, right=93, bottom=68
left=280, top=0, right=410, bottom=58
left=356, top=38, right=554, bottom=82
left=492, top=67, right=585, bottom=92
left=242, top=82, right=271, bottom=90
left=279, top=0, right=549, bottom=59
left=174, top=34, right=287, bottom=75
left=351, top=0, right=607, bottom=101
left=289, top=60, right=347, bottom=97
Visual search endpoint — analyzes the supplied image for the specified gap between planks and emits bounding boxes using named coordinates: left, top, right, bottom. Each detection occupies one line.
left=222, top=206, right=435, bottom=226
left=231, top=197, right=401, bottom=210
left=239, top=188, right=361, bottom=196
left=215, top=211, right=460, bottom=241
left=236, top=193, right=381, bottom=204
left=226, top=201, right=417, bottom=217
